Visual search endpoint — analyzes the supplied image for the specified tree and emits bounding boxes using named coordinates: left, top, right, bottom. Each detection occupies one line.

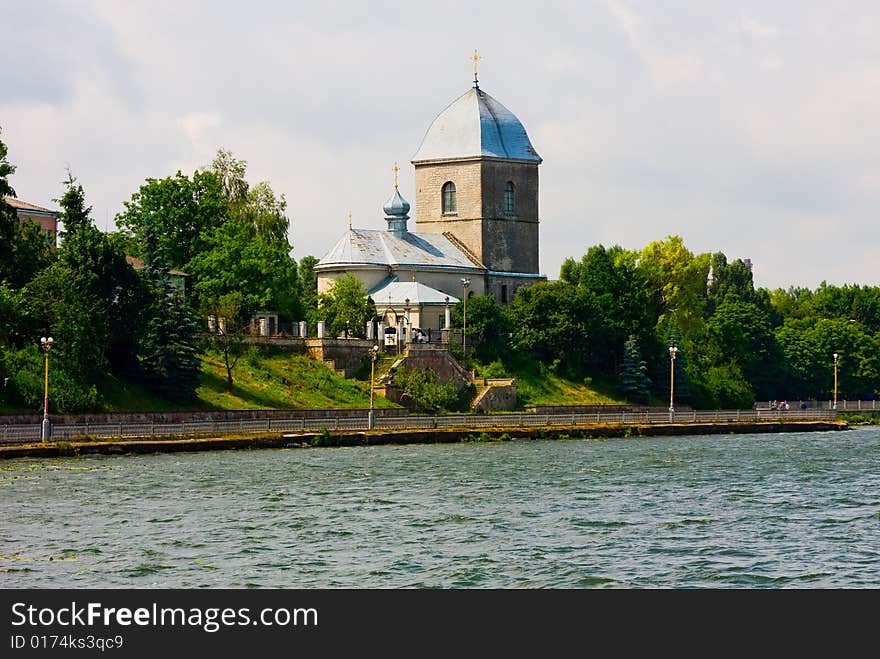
left=187, top=218, right=299, bottom=320
left=116, top=170, right=228, bottom=271
left=56, top=173, right=147, bottom=372
left=298, top=255, right=320, bottom=327
left=699, top=298, right=781, bottom=401
left=450, top=294, right=510, bottom=362
left=506, top=281, right=603, bottom=378
left=204, top=292, right=248, bottom=388
left=140, top=290, right=201, bottom=400
left=638, top=235, right=710, bottom=339
left=691, top=362, right=755, bottom=409
left=560, top=245, right=657, bottom=375
left=138, top=231, right=201, bottom=400
left=318, top=274, right=376, bottom=339
left=24, top=261, right=108, bottom=410
left=0, top=128, right=52, bottom=288
left=210, top=149, right=289, bottom=242
left=619, top=335, right=651, bottom=403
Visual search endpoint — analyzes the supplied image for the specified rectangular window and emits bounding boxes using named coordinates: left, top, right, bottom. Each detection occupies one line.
left=501, top=284, right=508, bottom=303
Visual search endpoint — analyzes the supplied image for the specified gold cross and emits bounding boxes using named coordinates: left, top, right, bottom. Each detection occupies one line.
left=393, top=162, right=399, bottom=189
left=348, top=211, right=352, bottom=229
left=472, top=49, right=480, bottom=84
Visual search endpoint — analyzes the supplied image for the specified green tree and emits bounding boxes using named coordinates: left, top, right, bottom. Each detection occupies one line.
left=204, top=292, right=248, bottom=388
left=638, top=235, right=710, bottom=339
left=138, top=230, right=201, bottom=401
left=506, top=281, right=603, bottom=378
left=116, top=170, right=228, bottom=271
left=209, top=149, right=289, bottom=242
left=691, top=362, right=755, bottom=409
left=23, top=262, right=108, bottom=410
left=0, top=129, right=52, bottom=288
left=187, top=218, right=299, bottom=320
left=318, top=274, right=376, bottom=339
left=450, top=294, right=510, bottom=362
left=619, top=335, right=651, bottom=403
left=298, top=255, right=320, bottom=327
left=561, top=245, right=657, bottom=375
left=55, top=173, right=147, bottom=372
left=699, top=298, right=781, bottom=402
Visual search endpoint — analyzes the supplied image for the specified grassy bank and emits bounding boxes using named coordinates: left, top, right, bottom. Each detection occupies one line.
left=2, top=345, right=634, bottom=416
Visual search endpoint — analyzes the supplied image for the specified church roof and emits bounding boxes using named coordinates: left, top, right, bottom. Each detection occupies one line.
left=316, top=228, right=482, bottom=272
left=411, top=86, right=542, bottom=164
left=369, top=278, right=460, bottom=306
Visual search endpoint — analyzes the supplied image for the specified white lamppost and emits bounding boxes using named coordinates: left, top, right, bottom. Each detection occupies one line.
left=368, top=344, right=379, bottom=430
left=833, top=352, right=839, bottom=410
left=461, top=278, right=471, bottom=354
left=668, top=345, right=678, bottom=422
left=403, top=297, right=411, bottom=349
left=40, top=336, right=54, bottom=442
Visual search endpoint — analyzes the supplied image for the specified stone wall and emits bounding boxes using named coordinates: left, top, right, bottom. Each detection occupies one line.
left=481, top=161, right=539, bottom=273
left=524, top=404, right=693, bottom=414
left=392, top=345, right=472, bottom=390
left=414, top=159, right=540, bottom=276
left=305, top=338, right=374, bottom=377
left=473, top=381, right=517, bottom=412
left=1, top=407, right=408, bottom=426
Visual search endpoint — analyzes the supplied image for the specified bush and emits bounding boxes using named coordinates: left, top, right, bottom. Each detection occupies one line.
left=392, top=367, right=472, bottom=413
left=1, top=346, right=102, bottom=413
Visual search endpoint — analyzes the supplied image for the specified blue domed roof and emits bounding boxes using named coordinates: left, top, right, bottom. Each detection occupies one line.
left=383, top=187, right=411, bottom=217
left=412, top=87, right=541, bottom=164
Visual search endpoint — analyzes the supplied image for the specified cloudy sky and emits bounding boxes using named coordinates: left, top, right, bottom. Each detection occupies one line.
left=3, top=1, right=879, bottom=290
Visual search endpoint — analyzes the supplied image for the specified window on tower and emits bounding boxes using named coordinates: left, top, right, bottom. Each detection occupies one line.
left=504, top=181, right=515, bottom=216
left=442, top=181, right=457, bottom=215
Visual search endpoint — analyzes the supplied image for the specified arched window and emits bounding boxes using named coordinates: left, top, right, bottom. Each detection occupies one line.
left=442, top=181, right=457, bottom=215
left=504, top=181, right=515, bottom=216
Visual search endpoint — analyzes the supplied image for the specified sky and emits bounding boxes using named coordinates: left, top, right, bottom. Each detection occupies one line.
left=3, top=0, right=879, bottom=290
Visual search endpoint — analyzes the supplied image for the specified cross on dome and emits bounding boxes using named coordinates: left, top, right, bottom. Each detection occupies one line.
left=472, top=49, right=480, bottom=88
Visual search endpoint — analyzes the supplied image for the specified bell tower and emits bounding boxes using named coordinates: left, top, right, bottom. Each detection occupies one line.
left=411, top=74, right=541, bottom=280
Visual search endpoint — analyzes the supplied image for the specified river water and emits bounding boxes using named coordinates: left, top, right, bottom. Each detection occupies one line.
left=1, top=428, right=878, bottom=588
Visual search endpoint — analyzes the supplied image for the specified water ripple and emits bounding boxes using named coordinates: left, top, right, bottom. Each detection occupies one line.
left=1, top=428, right=879, bottom=588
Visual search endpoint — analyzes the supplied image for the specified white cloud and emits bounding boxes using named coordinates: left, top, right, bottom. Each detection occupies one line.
left=2, top=0, right=880, bottom=289
left=740, top=17, right=780, bottom=40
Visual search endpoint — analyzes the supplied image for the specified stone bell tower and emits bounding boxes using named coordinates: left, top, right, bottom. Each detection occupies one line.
left=410, top=59, right=542, bottom=301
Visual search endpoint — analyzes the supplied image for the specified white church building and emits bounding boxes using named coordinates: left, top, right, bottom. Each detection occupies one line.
left=316, top=72, right=545, bottom=336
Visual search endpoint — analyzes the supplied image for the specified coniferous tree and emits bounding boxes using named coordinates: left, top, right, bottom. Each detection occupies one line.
left=619, top=334, right=652, bottom=404
left=139, top=225, right=201, bottom=401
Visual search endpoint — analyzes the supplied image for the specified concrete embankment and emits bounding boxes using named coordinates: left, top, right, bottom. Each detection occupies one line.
left=0, top=420, right=848, bottom=459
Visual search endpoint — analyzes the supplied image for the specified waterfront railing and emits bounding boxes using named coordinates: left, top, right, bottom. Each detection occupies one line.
left=0, top=408, right=842, bottom=443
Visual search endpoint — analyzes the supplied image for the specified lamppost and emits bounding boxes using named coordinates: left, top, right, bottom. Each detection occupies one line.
left=668, top=345, right=678, bottom=422
left=403, top=297, right=411, bottom=349
left=833, top=352, right=839, bottom=410
left=461, top=278, right=471, bottom=354
left=368, top=344, right=379, bottom=430
left=40, top=336, right=54, bottom=442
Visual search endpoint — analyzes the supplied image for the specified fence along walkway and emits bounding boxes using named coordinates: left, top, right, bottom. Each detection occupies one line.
left=0, top=408, right=839, bottom=444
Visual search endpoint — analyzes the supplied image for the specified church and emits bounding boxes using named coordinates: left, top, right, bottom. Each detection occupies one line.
left=316, top=67, right=545, bottom=335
